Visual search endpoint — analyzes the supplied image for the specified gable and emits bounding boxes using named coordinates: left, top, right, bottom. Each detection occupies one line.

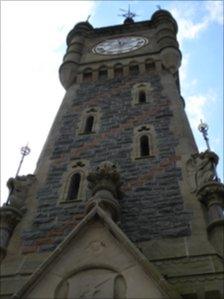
left=14, top=208, right=181, bottom=299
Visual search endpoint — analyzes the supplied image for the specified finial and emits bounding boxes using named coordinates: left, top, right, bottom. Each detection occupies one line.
left=198, top=120, right=210, bottom=151
left=198, top=120, right=221, bottom=183
left=15, top=144, right=31, bottom=177
left=119, top=4, right=137, bottom=23
left=86, top=15, right=91, bottom=22
left=156, top=5, right=162, bottom=10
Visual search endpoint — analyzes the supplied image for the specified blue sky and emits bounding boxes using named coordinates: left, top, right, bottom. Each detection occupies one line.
left=1, top=1, right=223, bottom=203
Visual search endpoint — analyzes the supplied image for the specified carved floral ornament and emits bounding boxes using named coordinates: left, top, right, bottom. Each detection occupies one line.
left=87, top=161, right=122, bottom=198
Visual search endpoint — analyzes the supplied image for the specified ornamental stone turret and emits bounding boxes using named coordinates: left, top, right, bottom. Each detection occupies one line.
left=0, top=175, right=35, bottom=262
left=59, top=21, right=94, bottom=89
left=151, top=9, right=181, bottom=73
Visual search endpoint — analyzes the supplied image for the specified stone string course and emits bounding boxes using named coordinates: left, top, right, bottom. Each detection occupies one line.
left=22, top=74, right=192, bottom=254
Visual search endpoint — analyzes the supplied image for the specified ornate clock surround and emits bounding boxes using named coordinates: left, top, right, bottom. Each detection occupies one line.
left=92, top=36, right=149, bottom=55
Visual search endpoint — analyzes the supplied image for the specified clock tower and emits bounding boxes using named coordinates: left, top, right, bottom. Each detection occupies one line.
left=1, top=9, right=224, bottom=299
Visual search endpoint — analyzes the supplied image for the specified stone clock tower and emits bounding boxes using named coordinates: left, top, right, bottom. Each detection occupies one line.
left=1, top=9, right=223, bottom=299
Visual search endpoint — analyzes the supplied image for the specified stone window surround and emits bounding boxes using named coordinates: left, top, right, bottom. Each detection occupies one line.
left=77, top=107, right=101, bottom=135
left=131, top=82, right=153, bottom=106
left=82, top=67, right=93, bottom=82
left=59, top=160, right=89, bottom=203
left=132, top=124, right=157, bottom=160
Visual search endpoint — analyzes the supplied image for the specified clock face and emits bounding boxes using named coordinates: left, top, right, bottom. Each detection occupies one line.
left=92, top=36, right=148, bottom=55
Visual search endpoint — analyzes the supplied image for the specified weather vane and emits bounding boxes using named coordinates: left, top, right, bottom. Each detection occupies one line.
left=156, top=5, right=162, bottom=10
left=15, top=144, right=31, bottom=177
left=119, top=4, right=137, bottom=20
left=198, top=119, right=211, bottom=151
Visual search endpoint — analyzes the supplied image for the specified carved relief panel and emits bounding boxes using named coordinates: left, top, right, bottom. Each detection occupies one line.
left=55, top=268, right=126, bottom=299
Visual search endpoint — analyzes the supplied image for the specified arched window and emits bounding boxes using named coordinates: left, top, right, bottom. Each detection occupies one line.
left=99, top=66, right=108, bottom=80
left=139, top=90, right=146, bottom=103
left=129, top=62, right=139, bottom=75
left=83, top=68, right=92, bottom=82
left=67, top=173, right=81, bottom=201
left=84, top=116, right=94, bottom=133
left=145, top=60, right=155, bottom=72
left=114, top=63, right=123, bottom=77
left=140, top=135, right=150, bottom=157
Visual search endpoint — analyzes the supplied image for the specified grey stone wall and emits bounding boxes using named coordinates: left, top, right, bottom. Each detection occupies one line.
left=22, top=72, right=191, bottom=254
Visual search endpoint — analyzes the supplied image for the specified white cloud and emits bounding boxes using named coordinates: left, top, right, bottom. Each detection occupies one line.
left=185, top=94, right=207, bottom=128
left=185, top=91, right=216, bottom=129
left=170, top=1, right=223, bottom=44
left=171, top=7, right=209, bottom=44
left=205, top=1, right=224, bottom=25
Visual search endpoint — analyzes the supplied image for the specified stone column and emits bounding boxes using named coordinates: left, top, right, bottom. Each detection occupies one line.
left=86, top=161, right=122, bottom=222
left=197, top=182, right=224, bottom=255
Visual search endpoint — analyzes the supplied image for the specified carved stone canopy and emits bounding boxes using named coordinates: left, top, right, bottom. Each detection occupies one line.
left=86, top=162, right=122, bottom=221
left=87, top=161, right=122, bottom=199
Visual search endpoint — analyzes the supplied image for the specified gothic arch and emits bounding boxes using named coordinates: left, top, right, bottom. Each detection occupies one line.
left=54, top=265, right=126, bottom=299
left=131, top=82, right=153, bottom=105
left=98, top=65, right=108, bottom=80
left=114, top=63, right=123, bottom=77
left=145, top=59, right=156, bottom=72
left=132, top=124, right=157, bottom=159
left=59, top=161, right=89, bottom=203
left=78, top=107, right=101, bottom=135
left=129, top=61, right=139, bottom=75
left=83, top=67, right=93, bottom=82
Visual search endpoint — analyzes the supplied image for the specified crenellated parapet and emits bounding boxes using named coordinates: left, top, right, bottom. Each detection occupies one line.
left=86, top=161, right=122, bottom=222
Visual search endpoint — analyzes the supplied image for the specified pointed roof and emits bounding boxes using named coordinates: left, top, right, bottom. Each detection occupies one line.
left=13, top=207, right=181, bottom=299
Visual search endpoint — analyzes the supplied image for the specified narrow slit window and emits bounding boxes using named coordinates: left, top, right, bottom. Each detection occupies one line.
left=99, top=67, right=108, bottom=80
left=140, top=135, right=150, bottom=157
left=67, top=173, right=81, bottom=201
left=145, top=61, right=155, bottom=72
left=84, top=116, right=94, bottom=133
left=83, top=69, right=92, bottom=82
left=114, top=64, right=123, bottom=77
left=129, top=63, right=139, bottom=75
left=139, top=90, right=146, bottom=103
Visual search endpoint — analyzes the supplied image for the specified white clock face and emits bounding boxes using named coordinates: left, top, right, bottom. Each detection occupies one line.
left=92, top=36, right=148, bottom=55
